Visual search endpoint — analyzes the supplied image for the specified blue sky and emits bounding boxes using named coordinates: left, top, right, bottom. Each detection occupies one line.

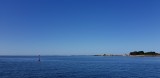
left=0, top=0, right=160, bottom=55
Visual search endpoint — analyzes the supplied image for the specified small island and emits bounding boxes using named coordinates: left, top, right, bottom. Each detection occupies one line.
left=129, top=51, right=160, bottom=56
left=94, top=51, right=160, bottom=57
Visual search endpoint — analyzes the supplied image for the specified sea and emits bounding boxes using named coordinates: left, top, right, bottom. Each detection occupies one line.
left=0, top=56, right=160, bottom=78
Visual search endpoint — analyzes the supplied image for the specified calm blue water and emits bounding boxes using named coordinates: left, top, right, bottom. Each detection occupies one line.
left=0, top=56, right=160, bottom=78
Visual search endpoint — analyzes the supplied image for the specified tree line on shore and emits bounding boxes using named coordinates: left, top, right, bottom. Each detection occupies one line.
left=130, top=51, right=159, bottom=55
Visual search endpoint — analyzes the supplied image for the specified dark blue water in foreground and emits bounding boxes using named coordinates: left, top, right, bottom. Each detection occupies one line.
left=0, top=56, right=160, bottom=78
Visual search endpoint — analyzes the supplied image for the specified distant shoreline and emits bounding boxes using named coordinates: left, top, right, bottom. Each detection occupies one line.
left=94, top=54, right=160, bottom=57
left=129, top=55, right=160, bottom=57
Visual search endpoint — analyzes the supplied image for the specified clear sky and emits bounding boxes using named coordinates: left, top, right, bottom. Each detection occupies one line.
left=0, top=0, right=160, bottom=55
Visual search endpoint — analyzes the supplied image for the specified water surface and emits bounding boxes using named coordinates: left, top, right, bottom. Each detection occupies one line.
left=0, top=56, right=160, bottom=78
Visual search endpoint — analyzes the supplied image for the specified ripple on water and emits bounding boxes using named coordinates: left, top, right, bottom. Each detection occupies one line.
left=0, top=56, right=160, bottom=78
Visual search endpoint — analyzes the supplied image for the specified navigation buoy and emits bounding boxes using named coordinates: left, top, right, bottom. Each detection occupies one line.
left=38, top=55, right=41, bottom=62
